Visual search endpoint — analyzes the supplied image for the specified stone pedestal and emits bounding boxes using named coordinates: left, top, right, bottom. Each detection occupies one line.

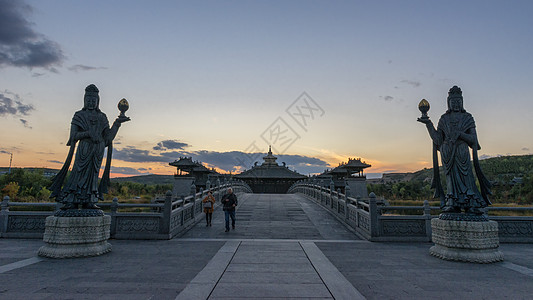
left=430, top=218, right=503, bottom=263
left=345, top=177, right=368, bottom=199
left=38, top=215, right=112, bottom=258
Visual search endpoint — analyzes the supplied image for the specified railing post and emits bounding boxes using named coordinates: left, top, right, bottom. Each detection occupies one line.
left=341, top=188, right=349, bottom=220
left=369, top=192, right=379, bottom=238
left=423, top=200, right=432, bottom=242
left=1, top=196, right=9, bottom=235
left=110, top=197, right=118, bottom=236
left=1, top=196, right=9, bottom=212
left=190, top=183, right=196, bottom=219
left=162, top=190, right=172, bottom=235
left=329, top=180, right=335, bottom=209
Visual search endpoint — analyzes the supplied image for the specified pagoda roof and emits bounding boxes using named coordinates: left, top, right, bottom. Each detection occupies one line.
left=323, top=158, right=371, bottom=175
left=169, top=157, right=217, bottom=174
left=235, top=164, right=307, bottom=179
left=169, top=157, right=196, bottom=168
left=235, top=146, right=306, bottom=179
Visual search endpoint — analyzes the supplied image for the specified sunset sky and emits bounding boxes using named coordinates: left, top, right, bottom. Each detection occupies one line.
left=1, top=0, right=532, bottom=178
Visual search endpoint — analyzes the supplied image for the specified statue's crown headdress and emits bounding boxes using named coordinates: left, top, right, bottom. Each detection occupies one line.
left=448, top=85, right=462, bottom=98
left=85, top=84, right=99, bottom=94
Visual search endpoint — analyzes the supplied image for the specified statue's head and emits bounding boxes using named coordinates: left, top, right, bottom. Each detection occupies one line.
left=447, top=85, right=465, bottom=113
left=83, top=84, right=100, bottom=111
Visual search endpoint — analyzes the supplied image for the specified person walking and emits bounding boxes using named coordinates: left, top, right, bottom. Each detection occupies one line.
left=202, top=190, right=215, bottom=227
left=221, top=187, right=237, bottom=232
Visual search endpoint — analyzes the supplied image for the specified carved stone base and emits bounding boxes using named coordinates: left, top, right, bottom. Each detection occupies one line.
left=430, top=218, right=503, bottom=263
left=38, top=215, right=111, bottom=258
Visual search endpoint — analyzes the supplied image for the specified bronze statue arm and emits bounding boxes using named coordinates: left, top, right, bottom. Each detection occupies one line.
left=105, top=120, right=121, bottom=146
left=419, top=120, right=443, bottom=146
left=68, top=124, right=91, bottom=144
left=458, top=127, right=478, bottom=148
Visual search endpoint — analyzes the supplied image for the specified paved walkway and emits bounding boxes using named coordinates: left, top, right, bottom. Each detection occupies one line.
left=1, top=193, right=533, bottom=299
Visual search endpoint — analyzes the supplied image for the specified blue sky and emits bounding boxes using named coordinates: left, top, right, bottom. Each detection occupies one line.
left=1, top=0, right=532, bottom=177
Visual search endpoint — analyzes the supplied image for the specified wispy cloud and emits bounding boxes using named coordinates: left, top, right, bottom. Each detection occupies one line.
left=0, top=91, right=35, bottom=127
left=379, top=95, right=394, bottom=102
left=401, top=80, right=421, bottom=88
left=0, top=0, right=64, bottom=70
left=19, top=118, right=31, bottom=128
left=522, top=147, right=530, bottom=151
left=68, top=64, right=108, bottom=72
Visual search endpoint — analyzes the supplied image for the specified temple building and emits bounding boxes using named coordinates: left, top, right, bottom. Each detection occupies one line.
left=235, top=146, right=307, bottom=193
left=317, top=158, right=371, bottom=198
left=169, top=157, right=218, bottom=198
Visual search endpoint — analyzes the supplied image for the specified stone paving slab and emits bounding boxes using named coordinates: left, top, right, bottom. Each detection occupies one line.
left=317, top=242, right=533, bottom=299
left=0, top=239, right=224, bottom=300
left=210, top=283, right=332, bottom=298
left=180, top=193, right=359, bottom=240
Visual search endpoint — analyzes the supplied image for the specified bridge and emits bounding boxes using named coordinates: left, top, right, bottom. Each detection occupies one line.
left=1, top=189, right=533, bottom=299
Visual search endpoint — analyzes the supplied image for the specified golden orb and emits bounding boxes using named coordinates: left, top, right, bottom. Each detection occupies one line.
left=118, top=98, right=129, bottom=118
left=418, top=99, right=430, bottom=114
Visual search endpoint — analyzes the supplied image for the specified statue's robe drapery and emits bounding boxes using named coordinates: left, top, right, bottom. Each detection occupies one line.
left=50, top=109, right=113, bottom=204
left=431, top=111, right=491, bottom=209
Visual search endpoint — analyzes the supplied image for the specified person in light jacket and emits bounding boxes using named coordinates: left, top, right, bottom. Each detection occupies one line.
left=202, top=190, right=215, bottom=227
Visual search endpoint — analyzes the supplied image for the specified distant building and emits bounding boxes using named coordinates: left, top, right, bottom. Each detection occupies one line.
left=316, top=158, right=371, bottom=198
left=0, top=167, right=59, bottom=178
left=169, top=157, right=218, bottom=198
left=235, top=146, right=307, bottom=193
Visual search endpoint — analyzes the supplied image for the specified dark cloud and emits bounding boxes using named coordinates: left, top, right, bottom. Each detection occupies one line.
left=68, top=64, right=108, bottom=72
left=0, top=91, right=35, bottom=122
left=47, top=159, right=63, bottom=164
left=113, top=146, right=179, bottom=163
left=19, top=118, right=31, bottom=128
left=153, top=140, right=190, bottom=151
left=522, top=147, right=530, bottom=151
left=0, top=0, right=64, bottom=69
left=115, top=142, right=328, bottom=174
left=1, top=149, right=11, bottom=154
left=111, top=166, right=147, bottom=175
left=401, top=80, right=421, bottom=88
left=380, top=95, right=394, bottom=102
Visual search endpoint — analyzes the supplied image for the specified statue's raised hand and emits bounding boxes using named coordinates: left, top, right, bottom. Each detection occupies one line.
left=417, top=117, right=432, bottom=125
left=115, top=116, right=131, bottom=124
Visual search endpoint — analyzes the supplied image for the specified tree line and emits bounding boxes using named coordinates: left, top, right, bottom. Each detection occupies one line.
left=1, top=169, right=171, bottom=202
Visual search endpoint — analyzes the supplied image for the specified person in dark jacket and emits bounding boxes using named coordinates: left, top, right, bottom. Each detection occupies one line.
left=221, top=188, right=237, bottom=232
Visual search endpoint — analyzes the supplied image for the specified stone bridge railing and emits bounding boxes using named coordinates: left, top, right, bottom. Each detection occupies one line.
left=0, top=180, right=253, bottom=239
left=288, top=182, right=533, bottom=243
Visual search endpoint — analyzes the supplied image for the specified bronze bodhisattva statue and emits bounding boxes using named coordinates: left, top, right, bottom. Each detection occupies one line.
left=418, top=86, right=491, bottom=219
left=50, top=84, right=130, bottom=216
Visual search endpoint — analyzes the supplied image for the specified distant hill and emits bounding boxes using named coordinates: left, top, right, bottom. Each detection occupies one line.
left=111, top=174, right=175, bottom=185
left=369, top=154, right=533, bottom=184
